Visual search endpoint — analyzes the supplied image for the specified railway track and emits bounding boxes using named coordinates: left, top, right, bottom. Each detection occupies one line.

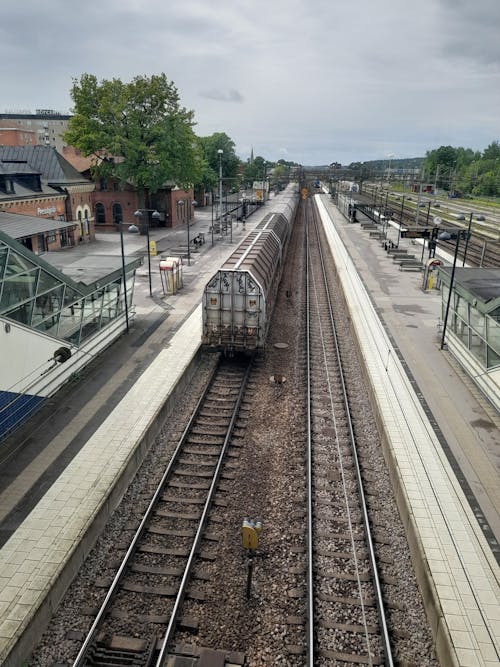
left=72, top=357, right=252, bottom=666
left=360, top=183, right=500, bottom=267
left=31, top=189, right=438, bottom=667
left=298, top=197, right=394, bottom=664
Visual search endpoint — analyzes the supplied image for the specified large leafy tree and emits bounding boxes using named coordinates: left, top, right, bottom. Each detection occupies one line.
left=197, top=132, right=240, bottom=192
left=483, top=140, right=500, bottom=161
left=424, top=145, right=458, bottom=187
left=424, top=142, right=499, bottom=195
left=64, top=73, right=203, bottom=206
left=242, top=155, right=268, bottom=187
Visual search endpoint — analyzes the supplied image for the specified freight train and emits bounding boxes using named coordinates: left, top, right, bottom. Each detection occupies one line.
left=202, top=184, right=299, bottom=353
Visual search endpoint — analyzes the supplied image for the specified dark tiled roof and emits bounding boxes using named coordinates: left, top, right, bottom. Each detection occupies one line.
left=0, top=146, right=90, bottom=186
left=0, top=161, right=40, bottom=175
left=0, top=181, right=60, bottom=201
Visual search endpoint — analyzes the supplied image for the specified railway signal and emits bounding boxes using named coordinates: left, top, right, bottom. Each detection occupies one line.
left=242, top=518, right=262, bottom=598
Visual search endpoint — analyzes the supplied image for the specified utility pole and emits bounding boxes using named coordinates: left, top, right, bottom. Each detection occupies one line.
left=434, top=164, right=440, bottom=193
left=415, top=167, right=425, bottom=226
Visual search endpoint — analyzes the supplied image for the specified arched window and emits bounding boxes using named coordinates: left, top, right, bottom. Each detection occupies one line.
left=95, top=203, right=106, bottom=224
left=112, top=203, right=123, bottom=225
left=77, top=209, right=83, bottom=240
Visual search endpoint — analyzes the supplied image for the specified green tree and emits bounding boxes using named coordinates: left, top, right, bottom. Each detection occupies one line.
left=473, top=171, right=499, bottom=196
left=64, top=73, right=203, bottom=206
left=425, top=145, right=458, bottom=188
left=197, top=132, right=240, bottom=192
left=271, top=163, right=289, bottom=188
left=483, top=141, right=500, bottom=161
left=242, top=155, right=268, bottom=188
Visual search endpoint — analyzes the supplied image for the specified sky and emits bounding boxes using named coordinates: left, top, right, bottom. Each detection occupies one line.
left=1, top=0, right=499, bottom=166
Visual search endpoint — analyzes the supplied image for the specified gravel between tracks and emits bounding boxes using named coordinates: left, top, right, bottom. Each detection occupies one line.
left=30, top=204, right=438, bottom=666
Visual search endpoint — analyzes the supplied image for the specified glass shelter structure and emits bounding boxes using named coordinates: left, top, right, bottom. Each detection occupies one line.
left=0, top=230, right=141, bottom=439
left=439, top=267, right=500, bottom=410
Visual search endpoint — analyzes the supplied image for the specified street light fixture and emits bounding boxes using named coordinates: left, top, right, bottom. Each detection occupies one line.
left=150, top=210, right=160, bottom=294
left=438, top=228, right=470, bottom=350
left=262, top=161, right=267, bottom=204
left=134, top=209, right=160, bottom=297
left=185, top=199, right=191, bottom=266
left=218, top=149, right=223, bottom=231
left=118, top=221, right=130, bottom=333
left=176, top=199, right=185, bottom=262
left=396, top=196, right=406, bottom=247
left=386, top=152, right=395, bottom=183
left=211, top=195, right=214, bottom=247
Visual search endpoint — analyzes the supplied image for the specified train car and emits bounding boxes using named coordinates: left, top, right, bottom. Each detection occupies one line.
left=339, top=181, right=359, bottom=193
left=313, top=178, right=320, bottom=188
left=202, top=184, right=299, bottom=353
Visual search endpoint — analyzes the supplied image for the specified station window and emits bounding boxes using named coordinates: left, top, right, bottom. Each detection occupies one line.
left=95, top=203, right=106, bottom=224
left=112, top=203, right=123, bottom=225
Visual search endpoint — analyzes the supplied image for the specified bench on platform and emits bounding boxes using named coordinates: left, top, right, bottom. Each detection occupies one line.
left=393, top=254, right=416, bottom=263
left=399, top=263, right=423, bottom=271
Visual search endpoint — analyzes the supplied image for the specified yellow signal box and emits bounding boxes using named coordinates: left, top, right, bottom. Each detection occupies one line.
left=242, top=518, right=262, bottom=550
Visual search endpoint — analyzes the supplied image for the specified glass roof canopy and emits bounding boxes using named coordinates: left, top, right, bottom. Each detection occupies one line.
left=0, top=230, right=141, bottom=346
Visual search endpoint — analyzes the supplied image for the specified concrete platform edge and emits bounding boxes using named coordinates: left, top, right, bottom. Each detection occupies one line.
left=0, top=326, right=203, bottom=666
left=316, top=196, right=499, bottom=666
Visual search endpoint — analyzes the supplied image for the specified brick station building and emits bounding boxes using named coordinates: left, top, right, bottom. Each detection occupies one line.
left=0, top=145, right=95, bottom=252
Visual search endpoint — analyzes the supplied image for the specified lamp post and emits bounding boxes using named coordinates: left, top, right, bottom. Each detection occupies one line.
left=462, top=212, right=473, bottom=266
left=397, top=196, right=405, bottom=247
left=185, top=198, right=191, bottom=266
left=211, top=194, right=214, bottom=246
left=218, top=149, right=223, bottom=230
left=241, top=197, right=247, bottom=229
left=434, top=164, right=441, bottom=193
left=135, top=209, right=160, bottom=297
left=150, top=210, right=160, bottom=294
left=439, top=229, right=469, bottom=350
left=386, top=152, right=394, bottom=183
left=119, top=221, right=130, bottom=333
left=176, top=199, right=185, bottom=261
left=262, top=161, right=267, bottom=204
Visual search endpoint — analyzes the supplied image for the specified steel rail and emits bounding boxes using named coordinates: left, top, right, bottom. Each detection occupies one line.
left=72, top=358, right=249, bottom=666
left=155, top=359, right=253, bottom=667
left=307, top=197, right=394, bottom=666
left=304, top=200, right=315, bottom=667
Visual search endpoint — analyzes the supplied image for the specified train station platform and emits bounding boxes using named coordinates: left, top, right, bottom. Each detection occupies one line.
left=0, top=187, right=498, bottom=666
left=320, top=195, right=500, bottom=551
left=0, top=200, right=272, bottom=665
left=317, top=194, right=499, bottom=666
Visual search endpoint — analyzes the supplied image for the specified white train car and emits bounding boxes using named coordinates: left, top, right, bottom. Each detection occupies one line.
left=339, top=180, right=359, bottom=193
left=202, top=185, right=298, bottom=353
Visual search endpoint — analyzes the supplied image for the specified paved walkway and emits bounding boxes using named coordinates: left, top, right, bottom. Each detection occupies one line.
left=0, top=205, right=262, bottom=544
left=2, top=194, right=498, bottom=553
left=321, top=194, right=500, bottom=556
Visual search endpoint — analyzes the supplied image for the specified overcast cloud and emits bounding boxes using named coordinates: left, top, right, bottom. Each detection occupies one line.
left=1, top=0, right=499, bottom=165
